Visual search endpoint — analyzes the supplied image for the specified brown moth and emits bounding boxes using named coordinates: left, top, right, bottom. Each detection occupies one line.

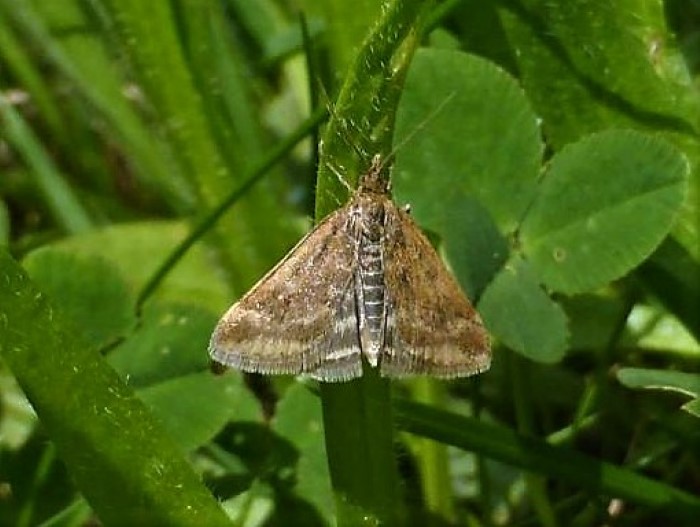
left=209, top=155, right=491, bottom=381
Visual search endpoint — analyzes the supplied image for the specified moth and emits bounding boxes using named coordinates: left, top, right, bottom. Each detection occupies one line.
left=209, top=155, right=491, bottom=381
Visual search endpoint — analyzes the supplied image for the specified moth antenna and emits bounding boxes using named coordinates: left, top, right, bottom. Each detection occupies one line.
left=315, top=82, right=456, bottom=182
left=315, top=80, right=367, bottom=163
left=322, top=156, right=354, bottom=194
left=378, top=90, right=457, bottom=172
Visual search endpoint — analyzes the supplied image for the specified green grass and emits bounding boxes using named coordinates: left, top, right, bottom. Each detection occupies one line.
left=1, top=1, right=699, bottom=526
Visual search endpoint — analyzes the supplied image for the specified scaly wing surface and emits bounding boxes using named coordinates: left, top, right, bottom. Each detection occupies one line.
left=209, top=208, right=362, bottom=381
left=380, top=201, right=491, bottom=378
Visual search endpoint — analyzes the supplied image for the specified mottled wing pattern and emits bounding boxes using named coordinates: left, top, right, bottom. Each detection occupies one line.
left=209, top=208, right=362, bottom=382
left=380, top=200, right=491, bottom=378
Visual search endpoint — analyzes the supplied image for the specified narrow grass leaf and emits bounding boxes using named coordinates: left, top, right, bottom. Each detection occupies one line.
left=0, top=98, right=92, bottom=234
left=0, top=249, right=230, bottom=526
left=395, top=398, right=700, bottom=520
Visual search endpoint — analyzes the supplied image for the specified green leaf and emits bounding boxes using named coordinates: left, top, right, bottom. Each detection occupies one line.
left=683, top=399, right=700, bottom=418
left=212, top=412, right=331, bottom=525
left=108, top=304, right=263, bottom=454
left=521, top=130, right=688, bottom=295
left=495, top=1, right=699, bottom=145
left=394, top=47, right=543, bottom=234
left=617, top=367, right=700, bottom=396
left=108, top=302, right=216, bottom=387
left=315, top=1, right=434, bottom=217
left=273, top=384, right=334, bottom=524
left=139, top=372, right=262, bottom=452
left=308, top=1, right=386, bottom=75
left=497, top=1, right=700, bottom=261
left=22, top=249, right=135, bottom=350
left=479, top=256, right=569, bottom=363
left=441, top=195, right=509, bottom=300
left=0, top=249, right=230, bottom=526
left=40, top=221, right=232, bottom=311
left=617, top=367, right=700, bottom=418
left=0, top=4, right=63, bottom=137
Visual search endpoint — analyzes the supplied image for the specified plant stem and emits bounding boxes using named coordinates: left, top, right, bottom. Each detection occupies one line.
left=315, top=1, right=435, bottom=524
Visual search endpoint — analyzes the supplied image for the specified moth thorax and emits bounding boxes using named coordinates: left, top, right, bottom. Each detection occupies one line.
left=360, top=199, right=386, bottom=240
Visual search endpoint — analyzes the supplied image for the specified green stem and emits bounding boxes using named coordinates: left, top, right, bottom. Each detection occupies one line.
left=315, top=0, right=435, bottom=219
left=510, top=352, right=558, bottom=527
left=321, top=368, right=401, bottom=525
left=410, top=378, right=455, bottom=524
left=315, top=1, right=435, bottom=525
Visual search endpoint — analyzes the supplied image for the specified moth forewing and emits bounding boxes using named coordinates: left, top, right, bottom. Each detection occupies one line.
left=209, top=207, right=362, bottom=380
left=379, top=200, right=491, bottom=377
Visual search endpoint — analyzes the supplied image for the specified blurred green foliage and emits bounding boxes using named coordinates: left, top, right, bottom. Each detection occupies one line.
left=0, top=0, right=698, bottom=526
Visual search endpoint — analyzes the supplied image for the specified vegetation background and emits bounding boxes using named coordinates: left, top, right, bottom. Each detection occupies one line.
left=0, top=0, right=698, bottom=526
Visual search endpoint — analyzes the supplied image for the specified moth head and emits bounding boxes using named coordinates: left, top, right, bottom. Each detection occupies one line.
left=358, top=154, right=390, bottom=195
